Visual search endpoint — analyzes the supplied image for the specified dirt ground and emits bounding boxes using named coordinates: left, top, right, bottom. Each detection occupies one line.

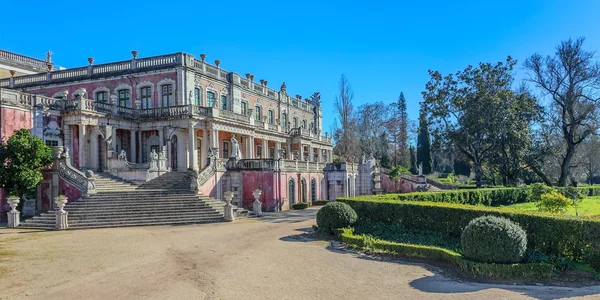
left=1, top=208, right=599, bottom=300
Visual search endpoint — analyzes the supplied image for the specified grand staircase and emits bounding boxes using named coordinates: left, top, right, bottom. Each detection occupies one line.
left=20, top=172, right=249, bottom=230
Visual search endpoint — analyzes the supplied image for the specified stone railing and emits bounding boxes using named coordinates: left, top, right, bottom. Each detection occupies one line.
left=105, top=150, right=159, bottom=184
left=52, top=146, right=96, bottom=198
left=0, top=49, right=52, bottom=72
left=226, top=159, right=277, bottom=171
left=219, top=109, right=250, bottom=124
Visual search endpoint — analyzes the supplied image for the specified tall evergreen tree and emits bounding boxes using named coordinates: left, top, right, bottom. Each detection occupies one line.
left=409, top=146, right=417, bottom=174
left=416, top=107, right=433, bottom=174
left=397, top=92, right=409, bottom=168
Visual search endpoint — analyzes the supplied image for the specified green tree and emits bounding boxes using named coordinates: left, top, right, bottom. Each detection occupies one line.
left=409, top=146, right=417, bottom=174
left=0, top=129, right=52, bottom=205
left=416, top=107, right=432, bottom=174
left=525, top=38, right=600, bottom=186
left=423, top=57, right=523, bottom=188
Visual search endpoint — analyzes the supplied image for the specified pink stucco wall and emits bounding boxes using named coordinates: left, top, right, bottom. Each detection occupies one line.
left=1, top=107, right=32, bottom=141
left=381, top=173, right=417, bottom=193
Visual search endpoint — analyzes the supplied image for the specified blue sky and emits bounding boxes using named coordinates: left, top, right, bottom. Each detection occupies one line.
left=2, top=0, right=599, bottom=140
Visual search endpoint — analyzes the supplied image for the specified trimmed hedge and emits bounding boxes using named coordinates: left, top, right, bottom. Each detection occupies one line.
left=338, top=198, right=600, bottom=264
left=316, top=202, right=357, bottom=234
left=291, top=202, right=310, bottom=210
left=350, top=186, right=600, bottom=207
left=312, top=200, right=330, bottom=206
left=461, top=216, right=527, bottom=263
left=340, top=229, right=554, bottom=279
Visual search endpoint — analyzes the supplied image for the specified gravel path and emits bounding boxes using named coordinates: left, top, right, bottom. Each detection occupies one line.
left=0, top=208, right=599, bottom=300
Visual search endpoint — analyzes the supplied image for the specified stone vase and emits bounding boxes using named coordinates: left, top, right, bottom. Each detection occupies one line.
left=224, top=191, right=235, bottom=222
left=252, top=189, right=262, bottom=217
left=6, top=197, right=20, bottom=228
left=54, top=196, right=68, bottom=230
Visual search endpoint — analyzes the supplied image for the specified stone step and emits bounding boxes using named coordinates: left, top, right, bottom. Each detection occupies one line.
left=20, top=217, right=223, bottom=229
left=26, top=212, right=223, bottom=222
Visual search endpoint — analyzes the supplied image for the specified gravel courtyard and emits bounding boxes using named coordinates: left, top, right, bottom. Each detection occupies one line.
left=1, top=208, right=599, bottom=300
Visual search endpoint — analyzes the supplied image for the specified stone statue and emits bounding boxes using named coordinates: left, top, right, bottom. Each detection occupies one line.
left=63, top=146, right=70, bottom=158
left=230, top=134, right=241, bottom=159
left=418, top=162, right=423, bottom=176
left=150, top=149, right=159, bottom=160
left=118, top=150, right=127, bottom=160
left=46, top=50, right=52, bottom=63
left=311, top=92, right=321, bottom=106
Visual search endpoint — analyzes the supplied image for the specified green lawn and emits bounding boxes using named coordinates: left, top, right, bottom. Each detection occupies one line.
left=502, top=196, right=600, bottom=217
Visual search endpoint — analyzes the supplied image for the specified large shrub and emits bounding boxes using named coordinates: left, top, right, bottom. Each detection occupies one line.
left=316, top=202, right=358, bottom=234
left=529, top=183, right=558, bottom=202
left=536, top=192, right=570, bottom=214
left=461, top=216, right=527, bottom=263
left=337, top=197, right=600, bottom=264
left=292, top=202, right=309, bottom=210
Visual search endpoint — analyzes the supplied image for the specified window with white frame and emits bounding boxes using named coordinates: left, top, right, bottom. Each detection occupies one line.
left=161, top=84, right=173, bottom=107
left=140, top=87, right=152, bottom=109
left=207, top=91, right=216, bottom=107
left=241, top=101, right=248, bottom=115
left=222, top=141, right=230, bottom=158
left=293, top=117, right=298, bottom=128
left=118, top=89, right=130, bottom=107
left=194, top=88, right=201, bottom=106
left=256, top=145, right=262, bottom=158
left=255, top=106, right=262, bottom=121
left=268, top=110, right=274, bottom=124
left=282, top=112, right=288, bottom=127
left=95, top=91, right=108, bottom=102
left=221, top=95, right=227, bottom=110
left=302, top=119, right=307, bottom=129
left=45, top=140, right=59, bottom=147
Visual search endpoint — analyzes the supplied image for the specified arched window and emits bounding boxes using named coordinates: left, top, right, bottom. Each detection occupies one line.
left=207, top=91, right=216, bottom=107
left=255, top=106, right=262, bottom=121
left=222, top=141, right=230, bottom=158
left=301, top=178, right=307, bottom=202
left=221, top=95, right=227, bottom=110
left=311, top=178, right=317, bottom=201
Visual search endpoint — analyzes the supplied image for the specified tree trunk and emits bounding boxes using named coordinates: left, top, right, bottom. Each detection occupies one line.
left=558, top=143, right=576, bottom=186
left=528, top=164, right=553, bottom=186
left=473, top=156, right=483, bottom=188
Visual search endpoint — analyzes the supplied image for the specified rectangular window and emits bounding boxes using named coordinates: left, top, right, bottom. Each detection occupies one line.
left=241, top=101, right=247, bottom=115
left=222, top=141, right=229, bottom=158
left=194, top=88, right=201, bottom=106
left=207, top=91, right=216, bottom=107
left=269, top=147, right=275, bottom=159
left=118, top=89, right=130, bottom=107
left=140, top=87, right=152, bottom=109
left=45, top=140, right=58, bottom=147
left=95, top=91, right=108, bottom=102
left=302, top=120, right=307, bottom=129
left=256, top=145, right=262, bottom=158
left=268, top=110, right=274, bottom=124
left=293, top=117, right=298, bottom=128
left=282, top=113, right=288, bottom=127
left=161, top=84, right=173, bottom=107
left=255, top=106, right=261, bottom=121
left=221, top=95, right=227, bottom=110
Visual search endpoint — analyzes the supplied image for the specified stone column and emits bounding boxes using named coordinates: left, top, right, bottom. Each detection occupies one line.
left=286, top=142, right=292, bottom=160
left=262, top=139, right=268, bottom=159
left=130, top=130, right=137, bottom=163
left=202, top=130, right=209, bottom=167
left=248, top=136, right=255, bottom=158
left=188, top=125, right=198, bottom=170
left=210, top=129, right=220, bottom=158
left=299, top=143, right=304, bottom=161
left=275, top=142, right=282, bottom=159
left=79, top=125, right=86, bottom=169
left=138, top=130, right=143, bottom=163
left=308, top=144, right=313, bottom=162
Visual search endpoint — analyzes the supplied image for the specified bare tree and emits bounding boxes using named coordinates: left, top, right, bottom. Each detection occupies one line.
left=333, top=74, right=359, bottom=160
left=525, top=38, right=600, bottom=186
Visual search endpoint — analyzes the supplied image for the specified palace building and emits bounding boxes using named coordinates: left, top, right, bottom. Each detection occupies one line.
left=0, top=49, right=393, bottom=227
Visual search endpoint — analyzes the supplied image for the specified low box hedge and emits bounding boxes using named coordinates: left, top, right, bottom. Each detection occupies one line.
left=337, top=198, right=600, bottom=265
left=291, top=202, right=310, bottom=210
left=351, top=186, right=600, bottom=207
left=340, top=228, right=554, bottom=279
left=312, top=200, right=330, bottom=206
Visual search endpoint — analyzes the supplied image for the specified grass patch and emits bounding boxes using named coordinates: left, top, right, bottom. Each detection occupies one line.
left=503, top=196, right=600, bottom=217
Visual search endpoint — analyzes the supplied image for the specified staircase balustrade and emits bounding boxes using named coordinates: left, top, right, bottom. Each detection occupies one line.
left=52, top=146, right=96, bottom=198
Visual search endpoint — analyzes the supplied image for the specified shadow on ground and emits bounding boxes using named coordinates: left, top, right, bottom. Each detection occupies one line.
left=257, top=207, right=318, bottom=224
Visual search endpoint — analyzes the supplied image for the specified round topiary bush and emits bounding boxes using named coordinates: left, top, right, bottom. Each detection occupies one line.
left=316, top=202, right=358, bottom=234
left=461, top=215, right=527, bottom=263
